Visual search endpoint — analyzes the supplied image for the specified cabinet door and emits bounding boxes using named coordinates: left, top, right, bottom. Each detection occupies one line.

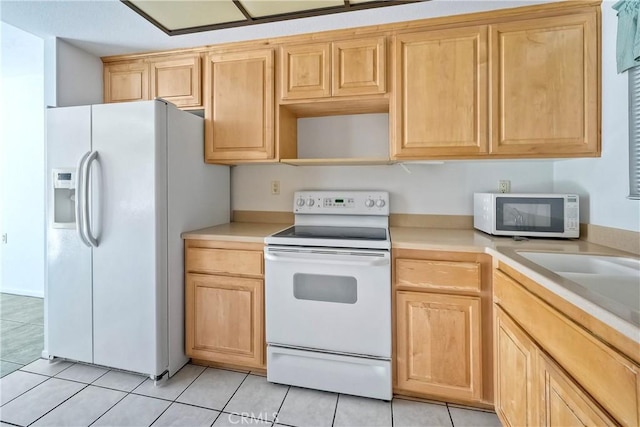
left=205, top=49, right=274, bottom=162
left=150, top=54, right=201, bottom=108
left=490, top=12, right=598, bottom=156
left=539, top=354, right=616, bottom=427
left=104, top=61, right=149, bottom=103
left=185, top=273, right=264, bottom=368
left=281, top=43, right=331, bottom=99
left=332, top=37, right=386, bottom=96
left=392, top=26, right=488, bottom=158
left=494, top=308, right=538, bottom=427
left=396, top=291, right=482, bottom=402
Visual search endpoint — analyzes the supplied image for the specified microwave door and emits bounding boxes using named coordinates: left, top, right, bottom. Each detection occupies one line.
left=496, top=197, right=565, bottom=233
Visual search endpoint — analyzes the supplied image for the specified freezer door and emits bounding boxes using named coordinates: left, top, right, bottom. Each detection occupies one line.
left=90, top=101, right=168, bottom=376
left=45, top=106, right=93, bottom=363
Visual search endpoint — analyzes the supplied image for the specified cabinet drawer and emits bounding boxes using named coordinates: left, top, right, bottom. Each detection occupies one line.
left=396, top=259, right=481, bottom=292
left=494, top=270, right=640, bottom=426
left=186, top=247, right=263, bottom=276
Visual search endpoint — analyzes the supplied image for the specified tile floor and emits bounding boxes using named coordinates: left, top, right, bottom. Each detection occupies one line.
left=0, top=293, right=44, bottom=377
left=0, top=359, right=501, bottom=427
left=0, top=291, right=501, bottom=426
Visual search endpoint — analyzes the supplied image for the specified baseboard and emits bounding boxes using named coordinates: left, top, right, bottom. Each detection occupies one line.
left=0, top=287, right=44, bottom=298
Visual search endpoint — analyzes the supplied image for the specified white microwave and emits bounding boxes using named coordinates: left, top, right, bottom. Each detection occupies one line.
left=473, top=193, right=580, bottom=238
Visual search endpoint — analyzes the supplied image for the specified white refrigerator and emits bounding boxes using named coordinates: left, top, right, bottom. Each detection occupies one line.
left=44, top=100, right=230, bottom=379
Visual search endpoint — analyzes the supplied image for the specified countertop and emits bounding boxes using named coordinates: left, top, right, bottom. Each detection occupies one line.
left=181, top=222, right=289, bottom=243
left=183, top=222, right=640, bottom=343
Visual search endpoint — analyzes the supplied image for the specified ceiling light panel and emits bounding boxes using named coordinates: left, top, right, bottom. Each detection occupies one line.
left=130, top=0, right=246, bottom=30
left=239, top=0, right=344, bottom=18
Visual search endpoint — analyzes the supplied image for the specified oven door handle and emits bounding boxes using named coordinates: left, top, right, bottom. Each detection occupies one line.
left=265, top=251, right=389, bottom=267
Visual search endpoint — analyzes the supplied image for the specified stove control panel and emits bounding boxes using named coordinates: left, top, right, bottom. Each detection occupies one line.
left=294, top=191, right=389, bottom=215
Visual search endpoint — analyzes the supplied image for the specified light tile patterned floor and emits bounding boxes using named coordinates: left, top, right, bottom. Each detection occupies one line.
left=0, top=359, right=502, bottom=427
left=0, top=292, right=501, bottom=426
left=0, top=293, right=44, bottom=377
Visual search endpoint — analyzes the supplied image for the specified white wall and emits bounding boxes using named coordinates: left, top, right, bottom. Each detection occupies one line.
left=232, top=114, right=555, bottom=214
left=0, top=22, right=45, bottom=297
left=54, top=38, right=102, bottom=106
left=43, top=37, right=102, bottom=107
left=232, top=161, right=555, bottom=215
left=554, top=2, right=640, bottom=232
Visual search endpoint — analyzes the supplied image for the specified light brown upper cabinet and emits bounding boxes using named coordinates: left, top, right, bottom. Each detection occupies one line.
left=332, top=37, right=386, bottom=97
left=204, top=49, right=275, bottom=163
left=281, top=43, right=331, bottom=99
left=149, top=54, right=201, bottom=108
left=490, top=12, right=599, bottom=156
left=104, top=61, right=149, bottom=103
left=104, top=53, right=202, bottom=108
left=391, top=26, right=488, bottom=159
left=280, top=37, right=386, bottom=100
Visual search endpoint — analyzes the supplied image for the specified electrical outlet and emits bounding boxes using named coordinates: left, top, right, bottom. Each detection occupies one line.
left=498, top=180, right=511, bottom=193
left=271, top=180, right=280, bottom=195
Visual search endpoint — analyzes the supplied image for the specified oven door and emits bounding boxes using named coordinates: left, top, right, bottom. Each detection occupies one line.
left=264, top=245, right=391, bottom=358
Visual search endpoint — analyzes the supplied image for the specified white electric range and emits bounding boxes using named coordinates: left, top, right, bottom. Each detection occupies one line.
left=264, top=190, right=391, bottom=400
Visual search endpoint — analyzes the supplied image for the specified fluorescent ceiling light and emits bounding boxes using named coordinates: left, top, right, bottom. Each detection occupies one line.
left=123, top=0, right=424, bottom=35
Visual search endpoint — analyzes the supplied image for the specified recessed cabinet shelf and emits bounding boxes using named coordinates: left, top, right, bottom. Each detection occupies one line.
left=281, top=157, right=392, bottom=166
left=285, top=113, right=390, bottom=165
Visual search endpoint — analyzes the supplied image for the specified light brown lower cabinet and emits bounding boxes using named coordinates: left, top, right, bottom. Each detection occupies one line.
left=184, top=240, right=265, bottom=369
left=495, top=307, right=616, bottom=427
left=538, top=353, right=616, bottom=427
left=494, top=308, right=538, bottom=427
left=494, top=265, right=638, bottom=427
left=393, top=250, right=492, bottom=406
left=396, top=291, right=482, bottom=401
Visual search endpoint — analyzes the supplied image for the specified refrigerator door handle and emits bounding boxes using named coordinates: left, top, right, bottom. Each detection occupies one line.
left=83, top=150, right=99, bottom=247
left=76, top=151, right=91, bottom=247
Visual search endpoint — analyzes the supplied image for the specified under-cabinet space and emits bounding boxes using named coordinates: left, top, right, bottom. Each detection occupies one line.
left=280, top=113, right=389, bottom=165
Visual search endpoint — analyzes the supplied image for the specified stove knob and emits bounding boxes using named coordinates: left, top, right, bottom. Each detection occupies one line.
left=365, top=199, right=374, bottom=208
left=376, top=199, right=386, bottom=208
left=307, top=198, right=315, bottom=207
left=296, top=198, right=305, bottom=207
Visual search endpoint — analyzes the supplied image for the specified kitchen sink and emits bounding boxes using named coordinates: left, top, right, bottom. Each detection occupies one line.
left=516, top=251, right=640, bottom=313
left=516, top=252, right=640, bottom=275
